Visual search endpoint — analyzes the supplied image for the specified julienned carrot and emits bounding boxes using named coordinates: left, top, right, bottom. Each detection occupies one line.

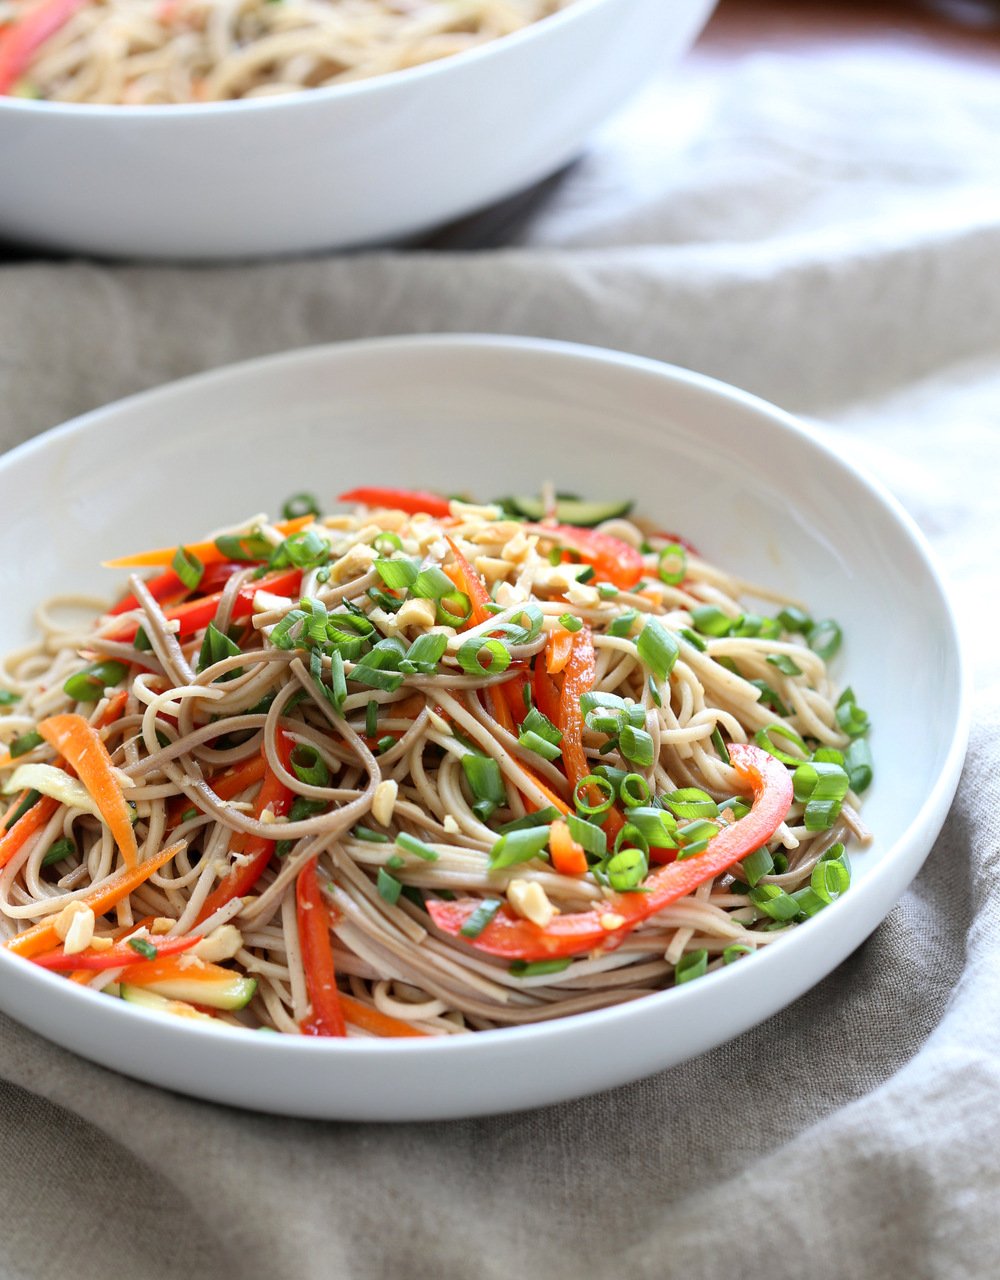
left=339, top=992, right=430, bottom=1039
left=102, top=514, right=315, bottom=569
left=94, top=689, right=129, bottom=731
left=0, top=796, right=60, bottom=871
left=546, top=630, right=575, bottom=675
left=297, top=857, right=347, bottom=1037
left=516, top=761, right=571, bottom=817
left=549, top=819, right=588, bottom=876
left=443, top=537, right=492, bottom=628
left=210, top=754, right=268, bottom=803
left=532, top=660, right=561, bottom=724
left=4, top=840, right=185, bottom=959
left=37, top=714, right=138, bottom=869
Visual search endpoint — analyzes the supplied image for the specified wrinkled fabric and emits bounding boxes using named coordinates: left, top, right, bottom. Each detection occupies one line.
left=0, top=34, right=996, bottom=1280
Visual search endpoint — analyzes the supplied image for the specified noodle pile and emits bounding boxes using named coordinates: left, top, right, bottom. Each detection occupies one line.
left=0, top=0, right=572, bottom=104
left=0, top=491, right=872, bottom=1037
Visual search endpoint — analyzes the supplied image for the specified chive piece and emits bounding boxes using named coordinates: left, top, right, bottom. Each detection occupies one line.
left=573, top=774, right=615, bottom=815
left=281, top=492, right=320, bottom=520
left=766, top=653, right=803, bottom=677
left=740, top=845, right=774, bottom=887
left=365, top=700, right=379, bottom=739
left=690, top=605, right=733, bottom=637
left=459, top=898, right=503, bottom=939
left=509, top=957, right=572, bottom=977
left=488, top=826, right=550, bottom=870
left=42, top=837, right=76, bottom=867
left=496, top=807, right=561, bottom=835
left=809, top=618, right=843, bottom=660
left=620, top=773, right=650, bottom=808
left=845, top=739, right=874, bottom=793
left=657, top=543, right=687, bottom=586
left=598, top=585, right=619, bottom=600
left=558, top=613, right=583, bottom=633
left=678, top=627, right=707, bottom=652
left=619, top=725, right=654, bottom=767
left=606, top=846, right=648, bottom=891
left=172, top=545, right=204, bottom=592
left=396, top=833, right=439, bottom=861
left=63, top=660, right=130, bottom=703
left=5, top=788, right=40, bottom=829
left=399, top=632, right=448, bottom=675
left=647, top=676, right=662, bottom=708
left=577, top=566, right=596, bottom=584
left=290, top=743, right=331, bottom=788
left=377, top=867, right=402, bottom=905
left=711, top=727, right=730, bottom=763
left=674, top=949, right=709, bottom=984
left=353, top=825, right=390, bottom=843
left=375, top=735, right=396, bottom=754
left=127, top=937, right=158, bottom=960
left=565, top=812, right=607, bottom=858
left=636, top=617, right=679, bottom=682
left=723, top=944, right=753, bottom=964
left=9, top=731, right=43, bottom=758
left=457, top=638, right=511, bottom=677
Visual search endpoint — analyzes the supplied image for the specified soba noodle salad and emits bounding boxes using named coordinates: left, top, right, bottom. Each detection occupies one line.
left=0, top=0, right=571, bottom=104
left=0, top=486, right=873, bottom=1037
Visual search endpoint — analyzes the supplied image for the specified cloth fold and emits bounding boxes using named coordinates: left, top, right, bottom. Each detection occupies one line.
left=1, top=27, right=997, bottom=1280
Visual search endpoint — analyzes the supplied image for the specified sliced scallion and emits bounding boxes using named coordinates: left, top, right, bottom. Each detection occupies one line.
left=63, top=660, right=130, bottom=703
left=172, top=545, right=203, bottom=592
left=674, top=949, right=708, bottom=984
left=460, top=898, right=503, bottom=939
left=657, top=543, right=687, bottom=586
left=291, top=743, right=331, bottom=788
left=509, top=957, right=572, bottom=978
left=489, top=825, right=550, bottom=870
left=396, top=833, right=439, bottom=861
left=636, top=617, right=679, bottom=682
left=377, top=867, right=402, bottom=905
left=457, top=637, right=511, bottom=677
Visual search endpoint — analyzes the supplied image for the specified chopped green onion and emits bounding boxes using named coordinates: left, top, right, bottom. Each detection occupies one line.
left=411, top=566, right=455, bottom=599
left=196, top=622, right=242, bottom=679
left=577, top=566, right=596, bottom=584
left=9, top=731, right=43, bottom=758
left=777, top=606, right=812, bottom=633
left=606, top=845, right=648, bottom=891
left=460, top=898, right=503, bottom=939
left=579, top=690, right=626, bottom=715
left=352, top=825, right=389, bottom=843
left=375, top=735, right=397, bottom=754
left=657, top=543, right=687, bottom=586
left=559, top=613, right=583, bottom=633
left=214, top=531, right=272, bottom=562
left=598, top=585, right=619, bottom=600
left=636, top=618, right=679, bottom=682
left=4, top=788, right=40, bottom=828
left=63, top=660, right=130, bottom=703
left=845, top=739, right=873, bottom=793
left=678, top=627, right=707, bottom=652
left=386, top=854, right=405, bottom=869
left=619, top=725, right=654, bottom=767
left=290, top=743, right=331, bottom=788
left=740, top=845, right=774, bottom=887
left=368, top=588, right=403, bottom=614
left=809, top=618, right=842, bottom=659
left=620, top=773, right=650, bottom=808
left=506, top=605, right=544, bottom=645
left=836, top=687, right=870, bottom=738
left=609, top=610, right=638, bottom=638
left=127, top=937, right=158, bottom=960
left=372, top=531, right=403, bottom=555
left=711, top=727, right=730, bottom=763
left=662, top=788, right=718, bottom=820
left=42, top=837, right=75, bottom=867
left=766, top=653, right=803, bottom=677
left=690, top=605, right=733, bottom=637
left=376, top=867, right=402, bottom=905
left=622, top=806, right=678, bottom=849
left=282, top=492, right=321, bottom=520
left=509, top=957, right=572, bottom=978
left=396, top=833, right=439, bottom=861
left=748, top=679, right=790, bottom=717
left=462, top=753, right=506, bottom=819
left=270, top=529, right=329, bottom=571
left=813, top=746, right=845, bottom=766
left=518, top=729, right=562, bottom=761
left=565, top=812, right=607, bottom=858
left=399, top=632, right=448, bottom=675
left=748, top=884, right=801, bottom=921
left=437, top=591, right=472, bottom=628
left=488, top=826, right=550, bottom=870
left=674, top=949, right=708, bottom=984
left=521, top=707, right=562, bottom=746
left=723, top=944, right=753, bottom=964
left=172, top=545, right=203, bottom=592
left=375, top=557, right=419, bottom=591
left=364, top=700, right=379, bottom=739
left=811, top=853, right=851, bottom=903
left=647, top=676, right=662, bottom=708
left=678, top=818, right=719, bottom=847
left=457, top=637, right=511, bottom=677
left=790, top=886, right=828, bottom=917
left=573, top=774, right=615, bottom=815
left=0, top=691, right=20, bottom=706
left=497, top=806, right=560, bottom=834
left=754, top=723, right=809, bottom=766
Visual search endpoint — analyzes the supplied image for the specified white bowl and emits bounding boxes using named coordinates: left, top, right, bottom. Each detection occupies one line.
left=0, top=336, right=969, bottom=1120
left=0, top=0, right=714, bottom=260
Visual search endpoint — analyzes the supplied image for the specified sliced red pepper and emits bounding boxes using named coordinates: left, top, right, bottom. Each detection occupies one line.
left=107, top=560, right=245, bottom=617
left=532, top=659, right=562, bottom=725
left=297, top=856, right=347, bottom=1037
left=0, top=0, right=87, bottom=94
left=32, top=932, right=199, bottom=972
left=428, top=743, right=792, bottom=961
left=107, top=567, right=302, bottom=643
left=525, top=523, right=644, bottom=590
left=338, top=487, right=451, bottom=519
left=194, top=732, right=296, bottom=924
left=443, top=536, right=492, bottom=627
left=556, top=627, right=596, bottom=794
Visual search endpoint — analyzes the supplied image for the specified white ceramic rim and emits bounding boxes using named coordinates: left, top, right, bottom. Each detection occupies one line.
left=0, top=335, right=972, bottom=1101
left=0, top=0, right=611, bottom=117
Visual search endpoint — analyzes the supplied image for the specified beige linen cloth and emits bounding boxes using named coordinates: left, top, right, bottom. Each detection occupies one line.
left=1, top=35, right=998, bottom=1280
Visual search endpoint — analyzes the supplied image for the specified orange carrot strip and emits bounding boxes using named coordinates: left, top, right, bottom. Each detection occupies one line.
left=94, top=689, right=129, bottom=731
left=549, top=819, right=588, bottom=876
left=37, top=714, right=138, bottom=869
left=0, top=796, right=60, bottom=871
left=5, top=840, right=185, bottom=959
left=443, top=537, right=492, bottom=628
left=339, top=992, right=431, bottom=1039
left=211, top=754, right=268, bottom=803
left=516, top=761, right=571, bottom=816
left=546, top=630, right=575, bottom=675
left=117, top=954, right=233, bottom=988
left=102, top=514, right=314, bottom=569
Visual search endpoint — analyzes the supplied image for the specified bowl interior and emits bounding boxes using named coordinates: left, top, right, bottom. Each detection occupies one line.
left=0, top=336, right=967, bottom=1119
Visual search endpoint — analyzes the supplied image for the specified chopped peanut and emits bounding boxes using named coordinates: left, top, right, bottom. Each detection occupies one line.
left=372, top=779, right=399, bottom=827
left=507, top=879, right=558, bottom=928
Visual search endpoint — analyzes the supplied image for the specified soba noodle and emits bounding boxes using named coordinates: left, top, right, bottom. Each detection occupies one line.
left=0, top=0, right=573, bottom=104
left=0, top=491, right=872, bottom=1037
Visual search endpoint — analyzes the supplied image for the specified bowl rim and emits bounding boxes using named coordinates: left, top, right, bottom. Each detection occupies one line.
left=0, top=0, right=620, bottom=119
left=0, top=333, right=973, bottom=1067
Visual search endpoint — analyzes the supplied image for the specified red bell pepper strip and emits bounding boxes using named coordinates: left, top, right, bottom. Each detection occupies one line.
left=107, top=567, right=302, bottom=643
left=525, top=523, right=644, bottom=590
left=0, top=0, right=87, bottom=94
left=532, top=659, right=562, bottom=725
left=556, top=627, right=596, bottom=794
left=194, top=732, right=296, bottom=924
left=107, top=560, right=244, bottom=617
left=338, top=487, right=451, bottom=519
left=32, top=931, right=199, bottom=972
left=443, top=536, right=492, bottom=628
left=428, top=743, right=792, bottom=961
left=296, top=856, right=347, bottom=1037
